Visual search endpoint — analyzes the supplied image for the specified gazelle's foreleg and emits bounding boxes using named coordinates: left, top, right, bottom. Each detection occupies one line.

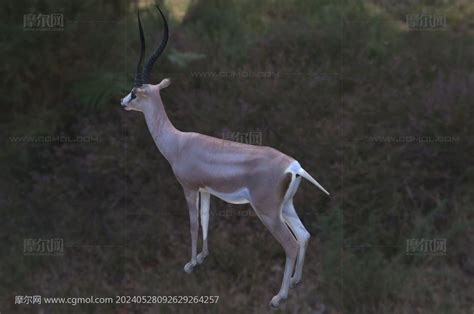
left=183, top=188, right=199, bottom=274
left=197, top=191, right=210, bottom=264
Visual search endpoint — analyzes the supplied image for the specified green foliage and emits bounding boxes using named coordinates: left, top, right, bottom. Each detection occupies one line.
left=1, top=0, right=473, bottom=313
left=167, top=48, right=206, bottom=67
left=73, top=72, right=129, bottom=110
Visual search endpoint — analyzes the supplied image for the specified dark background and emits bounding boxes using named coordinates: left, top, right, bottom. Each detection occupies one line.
left=1, top=0, right=473, bottom=313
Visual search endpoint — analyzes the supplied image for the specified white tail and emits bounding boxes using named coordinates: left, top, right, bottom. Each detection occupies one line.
left=298, top=168, right=330, bottom=195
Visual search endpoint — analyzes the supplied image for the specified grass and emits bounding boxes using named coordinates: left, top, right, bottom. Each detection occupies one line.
left=0, top=0, right=473, bottom=313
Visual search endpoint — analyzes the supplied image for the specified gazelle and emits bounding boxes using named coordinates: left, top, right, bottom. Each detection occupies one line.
left=120, top=6, right=330, bottom=307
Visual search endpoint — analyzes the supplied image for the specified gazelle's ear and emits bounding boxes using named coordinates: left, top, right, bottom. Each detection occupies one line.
left=157, top=78, right=171, bottom=90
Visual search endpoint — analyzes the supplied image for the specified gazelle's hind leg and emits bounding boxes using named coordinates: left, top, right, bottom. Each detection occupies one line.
left=282, top=200, right=310, bottom=287
left=197, top=191, right=210, bottom=264
left=258, top=213, right=298, bottom=307
left=280, top=174, right=310, bottom=287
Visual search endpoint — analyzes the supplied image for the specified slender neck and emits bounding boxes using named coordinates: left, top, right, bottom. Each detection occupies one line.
left=143, top=96, right=180, bottom=163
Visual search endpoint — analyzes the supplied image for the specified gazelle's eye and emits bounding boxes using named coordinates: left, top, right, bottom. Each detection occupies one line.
left=130, top=91, right=137, bottom=100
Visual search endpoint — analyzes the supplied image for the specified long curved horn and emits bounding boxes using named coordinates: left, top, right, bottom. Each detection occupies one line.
left=142, top=5, right=168, bottom=84
left=134, top=11, right=146, bottom=87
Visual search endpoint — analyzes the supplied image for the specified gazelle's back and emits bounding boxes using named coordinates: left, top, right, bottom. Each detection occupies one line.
left=172, top=132, right=294, bottom=193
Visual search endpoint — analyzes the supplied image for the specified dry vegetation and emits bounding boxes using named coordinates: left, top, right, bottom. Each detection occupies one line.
left=1, top=0, right=473, bottom=313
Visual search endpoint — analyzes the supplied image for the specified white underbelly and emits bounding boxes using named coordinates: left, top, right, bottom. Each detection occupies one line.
left=200, top=186, right=250, bottom=204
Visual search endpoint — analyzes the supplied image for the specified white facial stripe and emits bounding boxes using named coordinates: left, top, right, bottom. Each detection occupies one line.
left=122, top=92, right=132, bottom=105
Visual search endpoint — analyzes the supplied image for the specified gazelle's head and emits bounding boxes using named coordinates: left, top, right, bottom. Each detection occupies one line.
left=121, top=5, right=169, bottom=112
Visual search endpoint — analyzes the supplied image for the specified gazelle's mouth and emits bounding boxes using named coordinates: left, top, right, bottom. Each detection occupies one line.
left=121, top=100, right=133, bottom=111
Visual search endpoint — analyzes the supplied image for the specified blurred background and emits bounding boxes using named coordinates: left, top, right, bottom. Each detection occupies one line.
left=1, top=0, right=473, bottom=313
